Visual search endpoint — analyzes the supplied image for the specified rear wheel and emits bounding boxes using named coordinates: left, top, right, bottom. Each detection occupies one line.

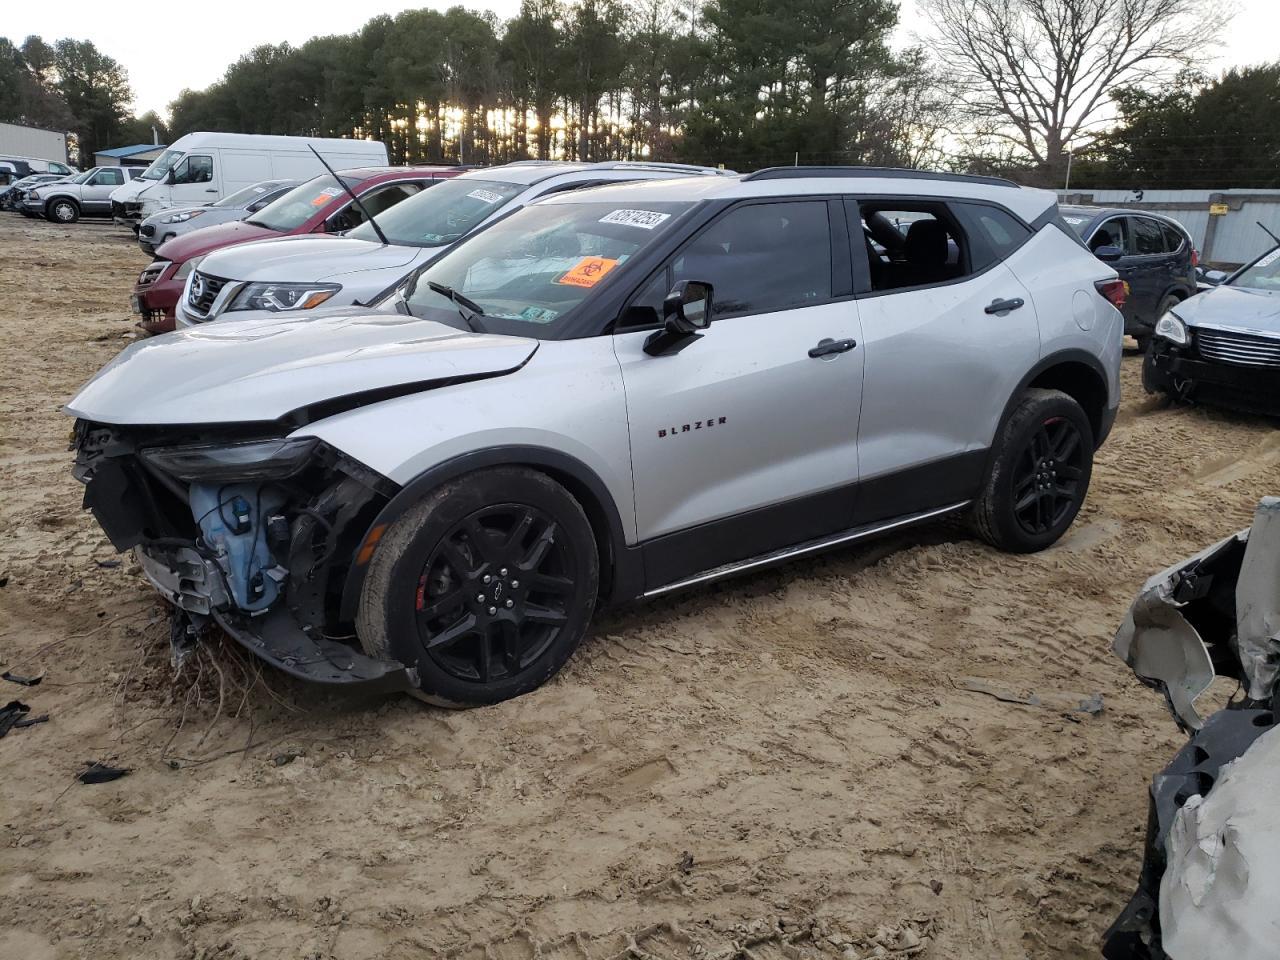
left=972, top=388, right=1094, bottom=553
left=357, top=467, right=599, bottom=707
left=47, top=198, right=79, bottom=223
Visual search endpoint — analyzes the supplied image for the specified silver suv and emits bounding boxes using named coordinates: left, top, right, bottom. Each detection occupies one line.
left=69, top=167, right=1123, bottom=706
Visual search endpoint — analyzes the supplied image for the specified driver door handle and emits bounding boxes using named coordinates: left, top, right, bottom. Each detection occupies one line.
left=808, top=337, right=858, bottom=358
left=985, top=297, right=1025, bottom=315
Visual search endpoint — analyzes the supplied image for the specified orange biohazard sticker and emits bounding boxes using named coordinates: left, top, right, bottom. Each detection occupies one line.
left=557, top=256, right=619, bottom=288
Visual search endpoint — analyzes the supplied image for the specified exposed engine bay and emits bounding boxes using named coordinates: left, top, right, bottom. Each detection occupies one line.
left=71, top=419, right=416, bottom=691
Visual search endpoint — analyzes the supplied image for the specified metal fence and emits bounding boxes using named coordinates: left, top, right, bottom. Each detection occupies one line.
left=1056, top=188, right=1280, bottom=268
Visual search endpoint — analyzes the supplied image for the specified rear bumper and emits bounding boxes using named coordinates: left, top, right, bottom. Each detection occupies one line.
left=1144, top=345, right=1280, bottom=416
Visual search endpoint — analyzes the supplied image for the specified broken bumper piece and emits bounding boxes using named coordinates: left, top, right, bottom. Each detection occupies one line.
left=211, top=607, right=416, bottom=695
left=140, top=543, right=414, bottom=694
left=1106, top=497, right=1280, bottom=959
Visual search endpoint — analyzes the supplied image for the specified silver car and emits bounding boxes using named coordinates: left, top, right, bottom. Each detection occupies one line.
left=136, top=179, right=298, bottom=256
left=69, top=168, right=1122, bottom=707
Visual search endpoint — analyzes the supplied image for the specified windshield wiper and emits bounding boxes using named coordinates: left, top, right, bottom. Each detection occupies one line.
left=426, top=280, right=486, bottom=332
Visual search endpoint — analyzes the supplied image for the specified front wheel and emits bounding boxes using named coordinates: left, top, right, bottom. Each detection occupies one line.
left=47, top=199, right=79, bottom=223
left=357, top=467, right=599, bottom=707
left=971, top=388, right=1094, bottom=553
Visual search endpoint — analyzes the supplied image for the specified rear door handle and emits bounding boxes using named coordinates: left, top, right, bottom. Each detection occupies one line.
left=985, top=297, right=1025, bottom=315
left=808, top=337, right=858, bottom=358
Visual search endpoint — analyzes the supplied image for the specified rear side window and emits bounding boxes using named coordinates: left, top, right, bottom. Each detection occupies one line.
left=1160, top=222, right=1185, bottom=253
left=1089, top=218, right=1130, bottom=255
left=1130, top=217, right=1167, bottom=255
left=667, top=201, right=833, bottom=318
left=859, top=202, right=969, bottom=292
left=953, top=202, right=1032, bottom=271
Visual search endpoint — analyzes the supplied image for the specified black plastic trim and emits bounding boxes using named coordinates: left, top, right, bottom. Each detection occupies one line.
left=852, top=450, right=986, bottom=527
left=339, top=445, right=641, bottom=619
left=744, top=166, right=1018, bottom=187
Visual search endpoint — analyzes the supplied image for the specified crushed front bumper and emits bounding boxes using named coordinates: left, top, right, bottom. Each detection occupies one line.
left=1144, top=342, right=1280, bottom=417
left=136, top=538, right=414, bottom=694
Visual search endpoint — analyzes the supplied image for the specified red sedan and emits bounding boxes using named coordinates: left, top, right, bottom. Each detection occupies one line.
left=132, top=166, right=465, bottom=334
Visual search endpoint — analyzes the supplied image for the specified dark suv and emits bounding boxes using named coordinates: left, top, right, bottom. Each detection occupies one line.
left=1061, top=206, right=1197, bottom=348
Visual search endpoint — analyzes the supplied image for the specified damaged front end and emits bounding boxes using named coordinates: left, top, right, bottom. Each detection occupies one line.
left=1105, top=498, right=1280, bottom=960
left=72, top=420, right=416, bottom=693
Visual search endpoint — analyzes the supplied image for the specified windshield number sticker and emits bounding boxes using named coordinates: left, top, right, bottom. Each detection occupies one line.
left=1256, top=249, right=1280, bottom=268
left=311, top=186, right=344, bottom=207
left=557, top=256, right=620, bottom=288
left=600, top=209, right=671, bottom=229
left=467, top=188, right=504, bottom=204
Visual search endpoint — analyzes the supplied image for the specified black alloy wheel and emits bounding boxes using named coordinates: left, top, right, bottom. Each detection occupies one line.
left=1011, top=416, right=1086, bottom=536
left=357, top=467, right=599, bottom=707
left=415, top=503, right=574, bottom=684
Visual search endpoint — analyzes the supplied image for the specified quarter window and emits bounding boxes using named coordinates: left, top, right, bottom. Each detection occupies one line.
left=667, top=201, right=833, bottom=319
left=1160, top=222, right=1185, bottom=253
left=953, top=202, right=1032, bottom=271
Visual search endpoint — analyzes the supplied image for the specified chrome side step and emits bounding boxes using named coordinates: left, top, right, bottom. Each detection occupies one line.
left=643, top=500, right=971, bottom=599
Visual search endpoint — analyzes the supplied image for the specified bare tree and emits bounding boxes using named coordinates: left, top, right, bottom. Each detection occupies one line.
left=919, top=0, right=1225, bottom=174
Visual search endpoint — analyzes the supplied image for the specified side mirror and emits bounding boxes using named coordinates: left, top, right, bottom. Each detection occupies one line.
left=1093, top=244, right=1123, bottom=263
left=644, top=280, right=714, bottom=356
left=1204, top=269, right=1229, bottom=284
left=166, top=168, right=177, bottom=185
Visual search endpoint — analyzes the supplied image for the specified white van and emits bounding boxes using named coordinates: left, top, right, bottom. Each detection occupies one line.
left=110, top=132, right=389, bottom=227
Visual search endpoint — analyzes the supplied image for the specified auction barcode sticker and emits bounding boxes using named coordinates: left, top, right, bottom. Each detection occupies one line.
left=600, top=209, right=671, bottom=229
left=467, top=189, right=505, bottom=204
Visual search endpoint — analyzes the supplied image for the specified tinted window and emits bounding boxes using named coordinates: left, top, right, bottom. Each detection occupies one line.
left=860, top=203, right=968, bottom=291
left=1160, top=222, right=1185, bottom=253
left=669, top=201, right=832, bottom=318
left=954, top=202, right=1032, bottom=271
left=1130, top=217, right=1167, bottom=255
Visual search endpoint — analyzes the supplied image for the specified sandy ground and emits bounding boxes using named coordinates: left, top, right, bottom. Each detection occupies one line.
left=0, top=215, right=1275, bottom=960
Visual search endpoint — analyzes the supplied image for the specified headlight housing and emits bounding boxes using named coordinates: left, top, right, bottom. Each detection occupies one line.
left=28, top=189, right=40, bottom=199
left=163, top=209, right=205, bottom=224
left=1154, top=312, right=1189, bottom=346
left=140, top=437, right=318, bottom=483
left=229, top=282, right=342, bottom=313
left=174, top=256, right=205, bottom=281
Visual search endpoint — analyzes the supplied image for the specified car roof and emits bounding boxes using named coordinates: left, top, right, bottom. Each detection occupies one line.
left=539, top=168, right=1058, bottom=222
left=333, top=165, right=466, bottom=182
left=1060, top=205, right=1189, bottom=231
left=453, top=160, right=732, bottom=188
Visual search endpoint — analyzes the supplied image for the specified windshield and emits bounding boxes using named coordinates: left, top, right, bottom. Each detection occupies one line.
left=69, top=169, right=96, bottom=185
left=246, top=175, right=360, bottom=232
left=404, top=200, right=691, bottom=337
left=1230, top=246, right=1280, bottom=292
left=138, top=149, right=183, bottom=181
left=214, top=182, right=280, bottom=209
left=1060, top=211, right=1095, bottom=236
left=347, top=177, right=522, bottom=247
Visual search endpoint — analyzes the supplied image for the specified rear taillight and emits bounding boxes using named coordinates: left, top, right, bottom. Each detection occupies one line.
left=1191, top=248, right=1200, bottom=267
left=1096, top=278, right=1128, bottom=310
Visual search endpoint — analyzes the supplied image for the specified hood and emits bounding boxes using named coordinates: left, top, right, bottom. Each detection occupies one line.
left=197, top=235, right=423, bottom=284
left=156, top=219, right=281, bottom=263
left=110, top=178, right=151, bottom=204
left=144, top=203, right=213, bottom=223
left=1176, top=284, right=1280, bottom=336
left=66, top=312, right=537, bottom=426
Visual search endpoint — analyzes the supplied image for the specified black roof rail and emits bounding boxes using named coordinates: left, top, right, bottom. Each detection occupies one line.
left=743, top=166, right=1020, bottom=188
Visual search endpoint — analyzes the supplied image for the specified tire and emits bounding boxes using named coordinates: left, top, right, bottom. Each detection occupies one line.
left=47, top=198, right=79, bottom=223
left=971, top=388, right=1095, bottom=553
left=357, top=467, right=599, bottom=707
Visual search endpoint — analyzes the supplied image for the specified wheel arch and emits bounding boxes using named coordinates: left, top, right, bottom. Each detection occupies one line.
left=338, top=446, right=640, bottom=622
left=45, top=193, right=79, bottom=210
left=992, top=350, right=1112, bottom=463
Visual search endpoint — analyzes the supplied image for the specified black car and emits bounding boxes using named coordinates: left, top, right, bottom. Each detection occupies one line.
left=1060, top=206, right=1198, bottom=348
